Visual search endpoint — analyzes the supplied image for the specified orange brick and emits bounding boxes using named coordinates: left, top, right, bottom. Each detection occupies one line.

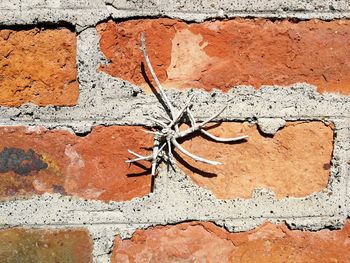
left=0, top=228, right=92, bottom=263
left=97, top=19, right=350, bottom=95
left=176, top=121, right=333, bottom=199
left=0, top=126, right=152, bottom=201
left=0, top=28, right=78, bottom=106
left=111, top=221, right=350, bottom=263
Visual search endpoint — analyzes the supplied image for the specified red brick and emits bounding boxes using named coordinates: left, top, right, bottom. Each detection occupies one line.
left=97, top=19, right=350, bottom=95
left=0, top=28, right=78, bottom=106
left=176, top=122, right=333, bottom=199
left=0, top=228, right=92, bottom=263
left=0, top=126, right=152, bottom=201
left=111, top=220, right=350, bottom=263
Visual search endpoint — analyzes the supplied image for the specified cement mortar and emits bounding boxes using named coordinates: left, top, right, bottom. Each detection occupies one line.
left=1, top=0, right=350, bottom=31
left=257, top=118, right=286, bottom=135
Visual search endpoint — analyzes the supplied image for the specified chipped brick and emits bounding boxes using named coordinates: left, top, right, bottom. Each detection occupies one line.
left=98, top=19, right=350, bottom=95
left=176, top=121, right=333, bottom=199
left=111, top=221, right=350, bottom=263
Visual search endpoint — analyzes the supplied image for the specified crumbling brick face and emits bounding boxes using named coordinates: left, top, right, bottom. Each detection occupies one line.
left=0, top=28, right=78, bottom=106
left=176, top=121, right=334, bottom=199
left=98, top=18, right=350, bottom=94
left=111, top=221, right=350, bottom=263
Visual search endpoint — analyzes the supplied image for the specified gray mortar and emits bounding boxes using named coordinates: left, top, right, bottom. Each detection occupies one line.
left=0, top=27, right=349, bottom=133
left=1, top=81, right=348, bottom=132
left=0, top=1, right=350, bottom=262
left=0, top=118, right=348, bottom=242
left=257, top=118, right=286, bottom=135
left=1, top=0, right=350, bottom=31
left=0, top=124, right=348, bottom=260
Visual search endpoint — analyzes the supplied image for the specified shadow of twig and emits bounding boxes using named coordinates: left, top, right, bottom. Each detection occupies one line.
left=126, top=161, right=150, bottom=176
left=173, top=150, right=217, bottom=178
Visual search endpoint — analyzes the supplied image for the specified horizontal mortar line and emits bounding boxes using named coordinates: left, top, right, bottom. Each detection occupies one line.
left=0, top=222, right=157, bottom=228
left=0, top=121, right=346, bottom=127
left=0, top=215, right=340, bottom=228
left=107, top=7, right=350, bottom=14
left=2, top=8, right=347, bottom=16
left=0, top=116, right=349, bottom=122
left=0, top=120, right=347, bottom=127
left=19, top=7, right=106, bottom=11
left=222, top=10, right=350, bottom=14
left=167, top=10, right=350, bottom=15
left=110, top=9, right=350, bottom=18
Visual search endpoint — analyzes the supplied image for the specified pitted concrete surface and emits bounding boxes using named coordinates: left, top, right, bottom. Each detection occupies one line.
left=0, top=1, right=350, bottom=262
left=0, top=149, right=348, bottom=260
left=257, top=118, right=286, bottom=135
left=1, top=0, right=350, bottom=31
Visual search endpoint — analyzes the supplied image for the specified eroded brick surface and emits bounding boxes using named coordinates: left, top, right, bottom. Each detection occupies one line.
left=0, top=228, right=92, bottom=263
left=111, top=221, right=350, bottom=263
left=0, top=28, right=78, bottom=106
left=176, top=122, right=333, bottom=199
left=0, top=126, right=152, bottom=201
left=97, top=19, right=350, bottom=95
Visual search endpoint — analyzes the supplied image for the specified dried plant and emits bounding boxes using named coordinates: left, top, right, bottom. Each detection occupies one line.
left=126, top=33, right=248, bottom=178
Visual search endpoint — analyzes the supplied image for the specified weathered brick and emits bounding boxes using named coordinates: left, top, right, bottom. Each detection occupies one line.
left=97, top=19, right=350, bottom=95
left=0, top=28, right=78, bottom=107
left=0, top=228, right=92, bottom=263
left=0, top=126, right=152, bottom=201
left=176, top=122, right=333, bottom=199
left=111, top=220, right=350, bottom=263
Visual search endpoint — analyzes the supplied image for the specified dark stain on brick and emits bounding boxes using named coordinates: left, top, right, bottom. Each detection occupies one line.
left=323, top=163, right=331, bottom=170
left=0, top=147, right=48, bottom=176
left=52, top=185, right=66, bottom=195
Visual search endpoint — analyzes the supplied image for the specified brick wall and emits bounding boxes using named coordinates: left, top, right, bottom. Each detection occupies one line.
left=0, top=1, right=349, bottom=262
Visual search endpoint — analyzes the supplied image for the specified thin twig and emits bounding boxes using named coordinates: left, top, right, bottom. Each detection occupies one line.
left=142, top=129, right=163, bottom=136
left=171, top=138, right=222, bottom=165
left=187, top=108, right=196, bottom=126
left=169, top=94, right=195, bottom=128
left=200, top=129, right=248, bottom=142
left=128, top=149, right=144, bottom=158
left=151, top=136, right=160, bottom=176
left=146, top=116, right=168, bottom=128
left=127, top=33, right=248, bottom=183
left=177, top=103, right=230, bottom=138
left=126, top=155, right=152, bottom=163
left=141, top=32, right=175, bottom=118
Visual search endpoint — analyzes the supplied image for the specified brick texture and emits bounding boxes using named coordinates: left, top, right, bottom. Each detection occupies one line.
left=0, top=122, right=332, bottom=201
left=0, top=126, right=152, bottom=201
left=0, top=8, right=348, bottom=262
left=111, top=220, right=350, bottom=263
left=176, top=121, right=333, bottom=199
left=0, top=228, right=92, bottom=263
left=97, top=19, right=350, bottom=95
left=0, top=28, right=78, bottom=107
